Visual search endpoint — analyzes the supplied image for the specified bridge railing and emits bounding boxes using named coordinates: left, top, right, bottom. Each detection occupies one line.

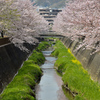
left=39, top=34, right=65, bottom=38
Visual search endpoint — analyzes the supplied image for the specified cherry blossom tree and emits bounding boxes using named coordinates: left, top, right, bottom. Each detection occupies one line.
left=0, top=0, right=49, bottom=51
left=0, top=0, right=19, bottom=37
left=53, top=0, right=100, bottom=53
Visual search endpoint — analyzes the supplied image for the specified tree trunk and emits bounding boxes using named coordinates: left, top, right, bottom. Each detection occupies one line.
left=1, top=31, right=4, bottom=38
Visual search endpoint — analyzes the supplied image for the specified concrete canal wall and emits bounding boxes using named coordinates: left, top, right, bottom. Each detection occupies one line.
left=0, top=42, right=38, bottom=93
left=0, top=37, right=10, bottom=46
left=60, top=37, right=100, bottom=83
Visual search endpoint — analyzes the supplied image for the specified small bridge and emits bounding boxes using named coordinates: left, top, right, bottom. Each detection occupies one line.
left=39, top=33, right=64, bottom=38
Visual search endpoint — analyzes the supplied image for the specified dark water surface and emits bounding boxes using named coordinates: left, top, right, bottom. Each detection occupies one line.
left=35, top=48, right=68, bottom=100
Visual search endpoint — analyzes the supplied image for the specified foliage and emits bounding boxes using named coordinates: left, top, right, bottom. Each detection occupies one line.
left=0, top=0, right=19, bottom=37
left=0, top=0, right=49, bottom=51
left=36, top=41, right=50, bottom=51
left=52, top=40, right=100, bottom=100
left=28, top=50, right=45, bottom=64
left=53, top=0, right=100, bottom=53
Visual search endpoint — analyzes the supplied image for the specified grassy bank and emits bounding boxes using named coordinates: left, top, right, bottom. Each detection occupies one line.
left=52, top=40, right=100, bottom=100
left=0, top=41, right=50, bottom=100
left=36, top=41, right=51, bottom=51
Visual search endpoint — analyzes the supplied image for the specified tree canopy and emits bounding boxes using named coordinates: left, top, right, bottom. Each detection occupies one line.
left=0, top=0, right=49, bottom=51
left=53, top=0, right=100, bottom=53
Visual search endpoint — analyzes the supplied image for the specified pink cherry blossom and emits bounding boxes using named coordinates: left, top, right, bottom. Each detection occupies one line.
left=53, top=0, right=100, bottom=53
left=0, top=0, right=49, bottom=51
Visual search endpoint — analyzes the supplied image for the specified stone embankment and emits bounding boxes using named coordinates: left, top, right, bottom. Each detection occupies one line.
left=0, top=41, right=37, bottom=93
left=60, top=37, right=100, bottom=82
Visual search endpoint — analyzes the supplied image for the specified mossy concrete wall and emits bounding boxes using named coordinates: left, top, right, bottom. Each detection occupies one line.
left=60, top=37, right=100, bottom=83
left=0, top=42, right=38, bottom=93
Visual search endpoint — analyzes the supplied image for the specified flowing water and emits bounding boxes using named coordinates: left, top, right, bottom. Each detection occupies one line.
left=35, top=47, right=68, bottom=100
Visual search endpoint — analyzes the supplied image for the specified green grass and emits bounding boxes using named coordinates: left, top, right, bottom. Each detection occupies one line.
left=36, top=41, right=50, bottom=51
left=44, top=37, right=57, bottom=39
left=0, top=41, right=50, bottom=100
left=28, top=50, right=45, bottom=65
left=62, top=86, right=74, bottom=100
left=52, top=40, right=100, bottom=100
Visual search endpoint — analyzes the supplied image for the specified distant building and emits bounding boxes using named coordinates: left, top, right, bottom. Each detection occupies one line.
left=38, top=8, right=62, bottom=25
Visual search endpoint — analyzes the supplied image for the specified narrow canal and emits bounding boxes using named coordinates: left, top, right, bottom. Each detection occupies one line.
left=35, top=47, right=68, bottom=100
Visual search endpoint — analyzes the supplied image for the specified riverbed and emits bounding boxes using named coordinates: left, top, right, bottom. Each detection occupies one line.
left=35, top=47, right=68, bottom=100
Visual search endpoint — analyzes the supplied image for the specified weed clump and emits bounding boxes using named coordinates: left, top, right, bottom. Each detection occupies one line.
left=36, top=41, right=50, bottom=51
